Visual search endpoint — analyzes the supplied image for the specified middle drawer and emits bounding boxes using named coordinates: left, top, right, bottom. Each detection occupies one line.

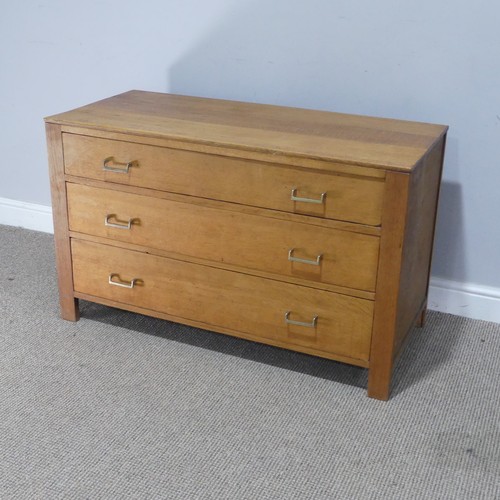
left=67, top=183, right=379, bottom=291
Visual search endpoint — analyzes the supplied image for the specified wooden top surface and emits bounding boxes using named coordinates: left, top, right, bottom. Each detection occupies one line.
left=46, top=90, right=448, bottom=171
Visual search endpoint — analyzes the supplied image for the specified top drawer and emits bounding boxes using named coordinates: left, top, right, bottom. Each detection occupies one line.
left=63, top=133, right=384, bottom=226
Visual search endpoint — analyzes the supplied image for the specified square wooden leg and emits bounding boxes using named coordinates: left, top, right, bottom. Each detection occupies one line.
left=367, top=365, right=392, bottom=401
left=60, top=296, right=80, bottom=322
left=47, top=122, right=79, bottom=323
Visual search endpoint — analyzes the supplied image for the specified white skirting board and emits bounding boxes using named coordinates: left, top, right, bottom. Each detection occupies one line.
left=1, top=196, right=499, bottom=324
left=428, top=278, right=500, bottom=324
left=0, top=196, right=54, bottom=234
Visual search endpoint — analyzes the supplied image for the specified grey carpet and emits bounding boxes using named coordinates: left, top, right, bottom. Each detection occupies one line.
left=0, top=224, right=499, bottom=500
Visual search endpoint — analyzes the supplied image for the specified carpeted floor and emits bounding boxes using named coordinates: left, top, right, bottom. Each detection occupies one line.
left=0, top=224, right=499, bottom=499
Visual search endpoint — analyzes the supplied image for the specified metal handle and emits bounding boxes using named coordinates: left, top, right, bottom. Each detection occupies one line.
left=108, top=273, right=139, bottom=289
left=291, top=188, right=326, bottom=204
left=103, top=156, right=136, bottom=173
left=285, top=311, right=318, bottom=328
left=288, top=248, right=322, bottom=266
left=105, top=214, right=134, bottom=230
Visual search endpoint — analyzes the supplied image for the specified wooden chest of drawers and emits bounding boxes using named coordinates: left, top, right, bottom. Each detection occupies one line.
left=45, top=91, right=447, bottom=400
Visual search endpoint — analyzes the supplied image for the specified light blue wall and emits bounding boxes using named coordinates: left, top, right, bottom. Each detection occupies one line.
left=1, top=0, right=499, bottom=289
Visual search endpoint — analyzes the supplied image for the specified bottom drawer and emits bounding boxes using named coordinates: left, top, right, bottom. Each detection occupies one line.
left=71, top=239, right=374, bottom=362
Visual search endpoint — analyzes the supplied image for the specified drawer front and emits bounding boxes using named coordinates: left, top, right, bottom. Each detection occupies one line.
left=63, top=133, right=384, bottom=226
left=67, top=183, right=380, bottom=291
left=72, top=239, right=373, bottom=361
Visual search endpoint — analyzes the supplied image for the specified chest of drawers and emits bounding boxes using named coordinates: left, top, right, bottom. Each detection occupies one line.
left=45, top=91, right=447, bottom=400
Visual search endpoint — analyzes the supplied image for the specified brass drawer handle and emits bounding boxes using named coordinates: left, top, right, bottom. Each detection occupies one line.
left=103, top=156, right=136, bottom=173
left=108, top=273, right=139, bottom=289
left=285, top=311, right=318, bottom=328
left=291, top=188, right=326, bottom=204
left=288, top=248, right=322, bottom=266
left=105, top=213, right=134, bottom=230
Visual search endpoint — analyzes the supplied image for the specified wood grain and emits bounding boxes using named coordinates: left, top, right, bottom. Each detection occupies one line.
left=367, top=135, right=446, bottom=400
left=63, top=133, right=385, bottom=226
left=64, top=174, right=381, bottom=237
left=45, top=123, right=79, bottom=321
left=368, top=171, right=411, bottom=400
left=393, top=137, right=447, bottom=353
left=45, top=90, right=448, bottom=400
left=60, top=125, right=386, bottom=179
left=46, top=90, right=448, bottom=171
left=67, top=183, right=380, bottom=291
left=72, top=239, right=374, bottom=362
left=69, top=232, right=376, bottom=301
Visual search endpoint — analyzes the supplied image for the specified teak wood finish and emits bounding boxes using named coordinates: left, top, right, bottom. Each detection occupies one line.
left=45, top=90, right=448, bottom=400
